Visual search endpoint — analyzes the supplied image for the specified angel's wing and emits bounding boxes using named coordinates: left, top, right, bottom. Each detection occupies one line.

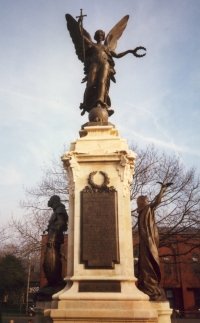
left=105, top=15, right=129, bottom=51
left=65, top=14, right=92, bottom=63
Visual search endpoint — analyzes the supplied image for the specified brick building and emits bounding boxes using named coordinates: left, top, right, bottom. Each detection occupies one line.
left=133, top=230, right=200, bottom=318
left=159, top=233, right=200, bottom=317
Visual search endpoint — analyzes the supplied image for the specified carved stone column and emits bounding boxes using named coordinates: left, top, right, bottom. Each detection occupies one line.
left=46, top=124, right=159, bottom=322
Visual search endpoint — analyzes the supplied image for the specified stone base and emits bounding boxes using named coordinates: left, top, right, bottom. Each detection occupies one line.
left=150, top=301, right=172, bottom=323
left=45, top=285, right=158, bottom=323
left=50, top=125, right=162, bottom=323
left=45, top=298, right=158, bottom=323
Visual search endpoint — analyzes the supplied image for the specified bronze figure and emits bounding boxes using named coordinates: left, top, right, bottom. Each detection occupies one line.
left=43, top=195, right=68, bottom=287
left=65, top=11, right=146, bottom=120
left=137, top=182, right=172, bottom=301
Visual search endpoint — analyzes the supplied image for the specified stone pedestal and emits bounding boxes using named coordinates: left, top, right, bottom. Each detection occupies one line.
left=150, top=302, right=172, bottom=323
left=45, top=124, right=168, bottom=322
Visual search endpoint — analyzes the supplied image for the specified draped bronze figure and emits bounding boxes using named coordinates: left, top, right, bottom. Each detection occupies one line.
left=65, top=11, right=146, bottom=121
left=43, top=195, right=68, bottom=287
left=137, top=182, right=172, bottom=301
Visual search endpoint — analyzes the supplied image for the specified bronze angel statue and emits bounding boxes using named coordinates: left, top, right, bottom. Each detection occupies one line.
left=65, top=12, right=146, bottom=120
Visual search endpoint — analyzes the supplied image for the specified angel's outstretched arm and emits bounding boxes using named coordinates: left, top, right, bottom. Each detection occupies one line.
left=111, top=46, right=146, bottom=59
left=111, top=49, right=134, bottom=58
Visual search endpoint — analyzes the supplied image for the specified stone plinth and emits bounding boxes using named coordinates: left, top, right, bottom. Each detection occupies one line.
left=150, top=302, right=172, bottom=323
left=45, top=125, right=160, bottom=322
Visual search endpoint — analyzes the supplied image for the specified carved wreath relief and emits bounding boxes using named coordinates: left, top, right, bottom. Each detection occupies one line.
left=83, top=171, right=115, bottom=192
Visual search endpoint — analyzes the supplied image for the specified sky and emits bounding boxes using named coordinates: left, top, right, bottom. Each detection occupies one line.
left=0, top=0, right=200, bottom=226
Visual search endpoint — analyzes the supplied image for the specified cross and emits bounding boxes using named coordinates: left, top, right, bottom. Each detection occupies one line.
left=76, top=9, right=87, bottom=62
left=76, top=9, right=87, bottom=24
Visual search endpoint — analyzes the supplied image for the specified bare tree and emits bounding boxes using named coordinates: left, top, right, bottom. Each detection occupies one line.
left=0, top=225, right=11, bottom=248
left=9, top=146, right=200, bottom=258
left=131, top=145, right=200, bottom=255
left=9, top=158, right=69, bottom=256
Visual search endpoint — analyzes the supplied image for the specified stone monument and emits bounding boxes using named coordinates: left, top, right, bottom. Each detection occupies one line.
left=45, top=10, right=172, bottom=323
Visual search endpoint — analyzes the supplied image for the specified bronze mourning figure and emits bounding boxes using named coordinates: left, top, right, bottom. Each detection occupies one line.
left=43, top=195, right=68, bottom=288
left=65, top=11, right=146, bottom=121
left=137, top=182, right=173, bottom=301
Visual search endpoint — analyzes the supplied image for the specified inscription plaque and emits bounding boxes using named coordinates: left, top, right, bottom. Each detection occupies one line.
left=81, top=190, right=119, bottom=268
left=79, top=280, right=121, bottom=292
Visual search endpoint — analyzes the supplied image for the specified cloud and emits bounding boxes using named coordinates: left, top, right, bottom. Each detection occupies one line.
left=129, top=130, right=200, bottom=158
left=0, top=87, right=66, bottom=112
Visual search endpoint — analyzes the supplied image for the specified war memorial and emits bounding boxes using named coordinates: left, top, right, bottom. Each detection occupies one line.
left=40, top=10, right=173, bottom=323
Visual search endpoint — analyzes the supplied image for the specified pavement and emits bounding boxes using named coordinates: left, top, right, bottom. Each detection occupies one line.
left=172, top=320, right=200, bottom=323
left=1, top=315, right=34, bottom=323
left=1, top=315, right=200, bottom=323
